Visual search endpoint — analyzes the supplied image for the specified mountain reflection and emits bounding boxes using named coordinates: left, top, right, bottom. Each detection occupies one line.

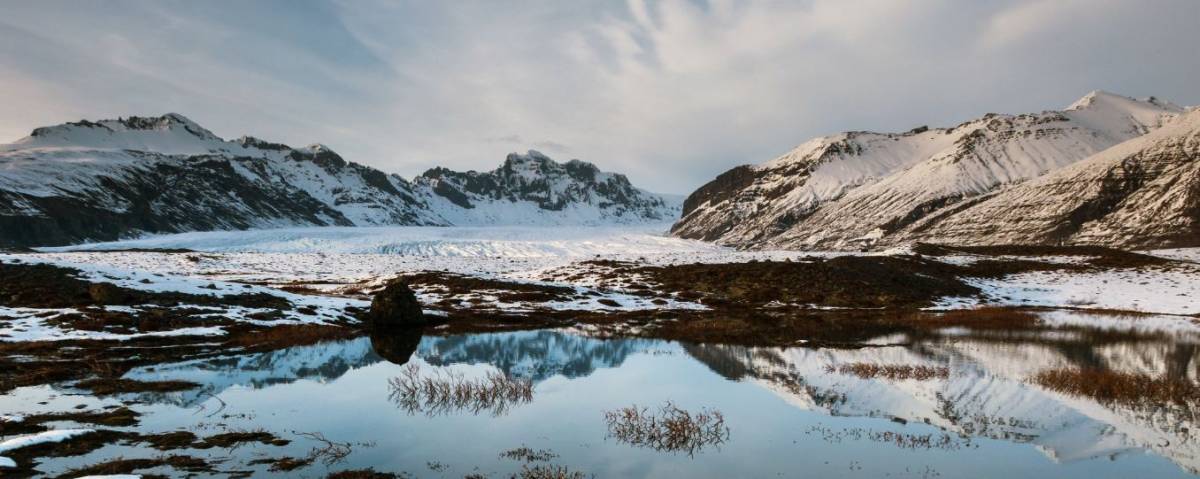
left=116, top=311, right=1200, bottom=474
left=683, top=318, right=1200, bottom=473
left=417, top=330, right=659, bottom=380
left=122, top=328, right=657, bottom=406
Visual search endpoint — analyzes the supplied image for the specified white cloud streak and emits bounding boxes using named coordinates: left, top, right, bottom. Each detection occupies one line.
left=1, top=0, right=1197, bottom=194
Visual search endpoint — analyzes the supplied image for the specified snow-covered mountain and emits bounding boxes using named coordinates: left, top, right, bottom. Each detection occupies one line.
left=672, top=91, right=1193, bottom=250
left=908, top=106, right=1200, bottom=249
left=0, top=114, right=679, bottom=247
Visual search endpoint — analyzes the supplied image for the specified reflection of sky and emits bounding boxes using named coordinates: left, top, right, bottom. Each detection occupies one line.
left=7, top=327, right=1199, bottom=478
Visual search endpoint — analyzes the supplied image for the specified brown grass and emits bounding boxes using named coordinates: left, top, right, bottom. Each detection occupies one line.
left=75, top=378, right=199, bottom=395
left=249, top=455, right=315, bottom=472
left=514, top=465, right=591, bottom=479
left=630, top=256, right=978, bottom=309
left=388, top=364, right=534, bottom=416
left=603, top=401, right=729, bottom=456
left=4, top=407, right=142, bottom=436
left=58, top=455, right=211, bottom=478
left=827, top=363, right=949, bottom=381
left=196, top=429, right=290, bottom=449
left=141, top=431, right=198, bottom=450
left=325, top=469, right=402, bottom=479
left=224, top=324, right=358, bottom=350
left=923, top=306, right=1042, bottom=330
left=1032, top=368, right=1200, bottom=407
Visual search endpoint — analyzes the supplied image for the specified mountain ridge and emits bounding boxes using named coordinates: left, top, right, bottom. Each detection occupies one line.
left=0, top=114, right=679, bottom=247
left=671, top=90, right=1195, bottom=250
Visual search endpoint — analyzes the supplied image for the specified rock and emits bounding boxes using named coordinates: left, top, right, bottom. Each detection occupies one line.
left=88, top=282, right=132, bottom=305
left=366, top=280, right=425, bottom=328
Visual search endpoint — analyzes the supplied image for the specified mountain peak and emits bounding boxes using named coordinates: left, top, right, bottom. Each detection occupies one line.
left=1065, top=90, right=1123, bottom=111
left=1065, top=89, right=1183, bottom=114
left=10, top=113, right=224, bottom=154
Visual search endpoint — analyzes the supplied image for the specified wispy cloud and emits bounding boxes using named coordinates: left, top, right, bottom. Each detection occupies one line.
left=1, top=0, right=1197, bottom=193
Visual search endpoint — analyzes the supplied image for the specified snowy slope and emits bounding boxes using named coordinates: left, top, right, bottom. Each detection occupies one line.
left=907, top=107, right=1200, bottom=249
left=672, top=91, right=1186, bottom=249
left=0, top=115, right=678, bottom=247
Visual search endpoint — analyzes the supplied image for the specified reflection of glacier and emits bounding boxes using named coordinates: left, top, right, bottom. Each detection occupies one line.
left=121, top=330, right=659, bottom=407
left=685, top=323, right=1200, bottom=474
left=417, top=330, right=660, bottom=380
left=124, top=337, right=383, bottom=407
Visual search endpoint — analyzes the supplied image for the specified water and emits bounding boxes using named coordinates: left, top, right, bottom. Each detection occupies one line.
left=5, top=315, right=1200, bottom=478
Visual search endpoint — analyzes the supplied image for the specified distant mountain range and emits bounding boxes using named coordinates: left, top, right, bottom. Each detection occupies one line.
left=4, top=90, right=1196, bottom=251
left=672, top=91, right=1199, bottom=250
left=0, top=114, right=679, bottom=247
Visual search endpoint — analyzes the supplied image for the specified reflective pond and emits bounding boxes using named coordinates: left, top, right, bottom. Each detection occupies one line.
left=4, top=311, right=1200, bottom=478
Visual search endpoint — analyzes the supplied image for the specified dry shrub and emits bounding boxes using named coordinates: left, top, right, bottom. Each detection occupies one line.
left=295, top=431, right=375, bottom=466
left=388, top=364, right=534, bottom=416
left=827, top=363, right=949, bottom=381
left=867, top=430, right=963, bottom=450
left=500, top=446, right=559, bottom=462
left=225, top=324, right=357, bottom=350
left=926, top=307, right=1041, bottom=330
left=325, top=469, right=401, bottom=479
left=1032, top=368, right=1200, bottom=407
left=603, top=401, right=729, bottom=455
left=514, top=464, right=590, bottom=479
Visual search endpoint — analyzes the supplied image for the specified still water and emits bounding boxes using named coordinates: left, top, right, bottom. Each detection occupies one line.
left=6, top=312, right=1200, bottom=478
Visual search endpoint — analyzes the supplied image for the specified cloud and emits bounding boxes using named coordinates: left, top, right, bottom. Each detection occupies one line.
left=1, top=0, right=1198, bottom=194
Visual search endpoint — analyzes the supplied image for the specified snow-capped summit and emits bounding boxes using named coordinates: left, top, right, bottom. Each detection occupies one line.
left=415, top=149, right=676, bottom=225
left=1063, top=90, right=1184, bottom=141
left=0, top=116, right=679, bottom=247
left=3, top=113, right=224, bottom=155
left=672, top=90, right=1192, bottom=250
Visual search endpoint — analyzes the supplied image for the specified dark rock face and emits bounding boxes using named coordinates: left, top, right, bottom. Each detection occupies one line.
left=366, top=280, right=425, bottom=329
left=0, top=155, right=355, bottom=248
left=417, top=150, right=677, bottom=220
left=1, top=116, right=678, bottom=248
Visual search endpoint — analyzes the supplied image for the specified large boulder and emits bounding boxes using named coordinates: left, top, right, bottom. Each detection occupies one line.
left=366, top=279, right=425, bottom=328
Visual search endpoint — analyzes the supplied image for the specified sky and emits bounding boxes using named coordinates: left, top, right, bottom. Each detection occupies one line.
left=1, top=0, right=1198, bottom=194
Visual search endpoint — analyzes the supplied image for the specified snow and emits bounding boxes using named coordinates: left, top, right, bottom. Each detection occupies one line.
left=959, top=267, right=1200, bottom=315
left=1, top=116, right=680, bottom=249
left=0, top=428, right=94, bottom=468
left=43, top=224, right=714, bottom=256
left=677, top=90, right=1188, bottom=250
left=3, top=225, right=1197, bottom=340
left=0, top=305, right=227, bottom=342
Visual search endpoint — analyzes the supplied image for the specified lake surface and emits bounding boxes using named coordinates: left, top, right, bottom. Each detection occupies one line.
left=5, top=312, right=1200, bottom=478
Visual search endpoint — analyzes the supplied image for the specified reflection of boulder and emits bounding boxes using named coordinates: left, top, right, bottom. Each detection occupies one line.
left=366, top=280, right=425, bottom=328
left=371, top=329, right=424, bottom=365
